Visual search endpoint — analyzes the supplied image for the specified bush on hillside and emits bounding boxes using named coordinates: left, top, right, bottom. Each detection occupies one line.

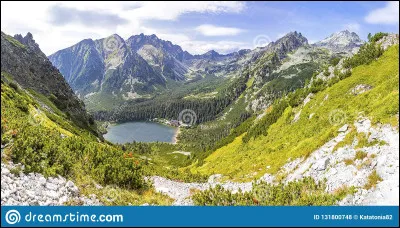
left=11, top=125, right=148, bottom=189
left=343, top=35, right=385, bottom=69
left=193, top=177, right=353, bottom=206
left=368, top=32, right=388, bottom=43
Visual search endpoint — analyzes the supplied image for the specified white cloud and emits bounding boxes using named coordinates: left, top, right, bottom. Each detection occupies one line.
left=53, top=1, right=245, bottom=21
left=343, top=23, right=361, bottom=32
left=365, top=1, right=399, bottom=24
left=181, top=40, right=248, bottom=55
left=195, top=24, right=245, bottom=36
left=1, top=1, right=246, bottom=55
left=124, top=1, right=245, bottom=21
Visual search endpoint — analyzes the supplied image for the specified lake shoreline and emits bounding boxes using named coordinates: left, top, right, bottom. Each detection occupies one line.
left=103, top=121, right=180, bottom=144
left=172, top=127, right=181, bottom=144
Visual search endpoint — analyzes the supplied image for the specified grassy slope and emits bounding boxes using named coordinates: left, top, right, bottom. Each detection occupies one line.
left=1, top=74, right=172, bottom=205
left=193, top=45, right=399, bottom=181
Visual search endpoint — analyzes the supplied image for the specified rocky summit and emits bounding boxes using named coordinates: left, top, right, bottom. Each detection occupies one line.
left=314, top=30, right=363, bottom=54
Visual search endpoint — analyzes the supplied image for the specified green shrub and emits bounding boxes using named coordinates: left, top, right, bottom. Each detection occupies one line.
left=338, top=69, right=352, bottom=80
left=11, top=125, right=147, bottom=189
left=10, top=166, right=23, bottom=175
left=323, top=69, right=330, bottom=76
left=368, top=32, right=388, bottom=43
left=9, top=82, right=19, bottom=91
left=343, top=41, right=384, bottom=69
left=364, top=170, right=382, bottom=190
left=309, top=78, right=325, bottom=93
left=193, top=177, right=352, bottom=206
left=16, top=102, right=29, bottom=113
left=329, top=57, right=341, bottom=66
left=343, top=159, right=354, bottom=166
left=354, top=151, right=367, bottom=160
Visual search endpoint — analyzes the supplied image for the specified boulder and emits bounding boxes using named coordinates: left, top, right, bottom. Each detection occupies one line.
left=314, top=157, right=330, bottom=171
left=338, top=124, right=348, bottom=132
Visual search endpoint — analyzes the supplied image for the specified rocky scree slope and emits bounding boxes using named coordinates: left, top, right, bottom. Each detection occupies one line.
left=1, top=161, right=101, bottom=206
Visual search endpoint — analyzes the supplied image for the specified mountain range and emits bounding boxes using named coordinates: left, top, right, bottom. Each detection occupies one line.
left=1, top=26, right=398, bottom=207
left=48, top=30, right=364, bottom=103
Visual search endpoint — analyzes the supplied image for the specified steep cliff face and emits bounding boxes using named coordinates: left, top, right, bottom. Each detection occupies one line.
left=1, top=32, right=96, bottom=132
left=126, top=33, right=191, bottom=81
left=48, top=38, right=105, bottom=95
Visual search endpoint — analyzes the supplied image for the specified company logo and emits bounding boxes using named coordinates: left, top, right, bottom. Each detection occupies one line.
left=329, top=109, right=347, bottom=126
left=5, top=210, right=21, bottom=225
left=253, top=35, right=272, bottom=48
left=103, top=35, right=121, bottom=52
left=178, top=109, right=197, bottom=126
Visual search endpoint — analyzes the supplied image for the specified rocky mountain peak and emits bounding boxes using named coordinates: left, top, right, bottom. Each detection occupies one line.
left=313, top=30, right=363, bottom=53
left=101, top=34, right=125, bottom=49
left=13, top=32, right=42, bottom=55
left=320, top=30, right=362, bottom=44
left=127, top=33, right=185, bottom=56
left=203, top=50, right=220, bottom=58
left=279, top=31, right=308, bottom=44
left=267, top=31, right=308, bottom=58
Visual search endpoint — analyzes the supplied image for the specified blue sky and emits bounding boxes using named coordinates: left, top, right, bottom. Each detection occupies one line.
left=1, top=1, right=398, bottom=55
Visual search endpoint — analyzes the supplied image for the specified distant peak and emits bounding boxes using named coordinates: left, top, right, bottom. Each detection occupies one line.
left=331, top=30, right=360, bottom=38
left=203, top=50, right=221, bottom=57
left=276, top=31, right=308, bottom=45
left=314, top=30, right=363, bottom=53
left=13, top=32, right=42, bottom=53
left=206, top=50, right=219, bottom=54
left=328, top=30, right=351, bottom=36
left=25, top=32, right=34, bottom=40
left=109, top=33, right=123, bottom=40
left=278, top=31, right=306, bottom=41
left=133, top=33, right=159, bottom=39
left=286, top=31, right=304, bottom=37
left=78, top=38, right=94, bottom=45
left=14, top=32, right=35, bottom=43
left=128, top=33, right=163, bottom=43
